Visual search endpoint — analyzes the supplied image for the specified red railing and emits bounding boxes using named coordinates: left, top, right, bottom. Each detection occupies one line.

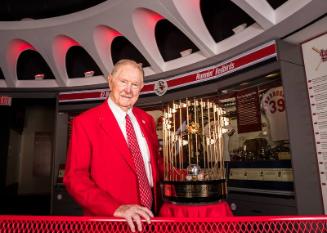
left=0, top=216, right=326, bottom=233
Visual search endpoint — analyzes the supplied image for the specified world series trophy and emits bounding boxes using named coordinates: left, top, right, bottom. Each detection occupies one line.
left=162, top=98, right=228, bottom=203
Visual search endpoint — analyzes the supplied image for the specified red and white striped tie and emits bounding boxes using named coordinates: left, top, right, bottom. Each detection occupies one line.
left=125, top=114, right=152, bottom=209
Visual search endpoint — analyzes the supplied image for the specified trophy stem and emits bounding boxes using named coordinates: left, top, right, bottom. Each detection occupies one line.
left=213, top=105, right=218, bottom=167
left=179, top=100, right=183, bottom=171
left=207, top=100, right=211, bottom=169
left=201, top=99, right=206, bottom=169
left=194, top=98, right=199, bottom=165
left=172, top=101, right=177, bottom=180
left=163, top=109, right=168, bottom=180
left=218, top=108, right=224, bottom=178
left=186, top=99, right=191, bottom=165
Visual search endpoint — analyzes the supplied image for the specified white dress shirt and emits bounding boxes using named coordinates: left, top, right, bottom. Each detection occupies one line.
left=108, top=97, right=153, bottom=187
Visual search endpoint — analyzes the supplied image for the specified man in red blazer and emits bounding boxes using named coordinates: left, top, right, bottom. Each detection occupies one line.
left=64, top=59, right=161, bottom=232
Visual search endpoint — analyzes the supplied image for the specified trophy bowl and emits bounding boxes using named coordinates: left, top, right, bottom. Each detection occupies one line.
left=162, top=98, right=227, bottom=203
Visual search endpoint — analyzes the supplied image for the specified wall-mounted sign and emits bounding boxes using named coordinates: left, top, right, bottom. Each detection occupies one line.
left=0, top=96, right=12, bottom=106
left=236, top=88, right=261, bottom=133
left=302, top=32, right=327, bottom=214
left=59, top=40, right=277, bottom=103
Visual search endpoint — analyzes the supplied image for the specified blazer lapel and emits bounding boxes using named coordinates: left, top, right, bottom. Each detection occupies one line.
left=98, top=102, right=136, bottom=173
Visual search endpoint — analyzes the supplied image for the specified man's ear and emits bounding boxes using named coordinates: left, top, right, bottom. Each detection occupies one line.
left=108, top=75, right=113, bottom=89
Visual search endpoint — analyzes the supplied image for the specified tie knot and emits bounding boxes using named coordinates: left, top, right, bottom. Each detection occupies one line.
left=125, top=114, right=132, bottom=131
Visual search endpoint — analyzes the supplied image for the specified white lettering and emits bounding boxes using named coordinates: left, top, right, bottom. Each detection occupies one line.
left=195, top=62, right=235, bottom=81
left=196, top=70, right=214, bottom=80
left=215, top=62, right=235, bottom=75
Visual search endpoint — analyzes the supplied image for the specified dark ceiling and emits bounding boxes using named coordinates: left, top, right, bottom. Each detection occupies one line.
left=0, top=0, right=106, bottom=21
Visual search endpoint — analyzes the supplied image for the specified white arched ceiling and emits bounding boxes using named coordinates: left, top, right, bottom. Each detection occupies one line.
left=6, top=39, right=60, bottom=88
left=132, top=8, right=165, bottom=70
left=93, top=25, right=122, bottom=73
left=52, top=35, right=79, bottom=86
left=231, top=0, right=275, bottom=29
left=132, top=8, right=207, bottom=72
left=93, top=25, right=156, bottom=77
left=6, top=39, right=36, bottom=87
left=275, top=0, right=314, bottom=23
left=52, top=35, right=107, bottom=87
left=171, top=0, right=216, bottom=55
left=0, top=0, right=325, bottom=89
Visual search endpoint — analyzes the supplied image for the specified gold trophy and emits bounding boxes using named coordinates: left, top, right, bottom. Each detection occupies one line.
left=162, top=98, right=227, bottom=203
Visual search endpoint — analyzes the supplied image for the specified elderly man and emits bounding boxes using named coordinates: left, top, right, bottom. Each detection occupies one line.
left=64, top=59, right=161, bottom=232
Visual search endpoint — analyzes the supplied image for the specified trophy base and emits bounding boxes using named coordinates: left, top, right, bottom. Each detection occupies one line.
left=162, top=180, right=227, bottom=203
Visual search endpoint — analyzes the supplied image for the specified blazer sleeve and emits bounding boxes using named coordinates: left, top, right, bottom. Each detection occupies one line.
left=64, top=116, right=121, bottom=216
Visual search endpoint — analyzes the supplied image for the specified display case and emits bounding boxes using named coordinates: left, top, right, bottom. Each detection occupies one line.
left=215, top=76, right=293, bottom=192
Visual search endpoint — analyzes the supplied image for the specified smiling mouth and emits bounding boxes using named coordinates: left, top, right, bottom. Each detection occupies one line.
left=121, top=95, right=132, bottom=99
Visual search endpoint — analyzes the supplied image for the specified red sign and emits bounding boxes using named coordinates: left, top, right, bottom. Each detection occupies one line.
left=0, top=96, right=12, bottom=106
left=59, top=41, right=277, bottom=103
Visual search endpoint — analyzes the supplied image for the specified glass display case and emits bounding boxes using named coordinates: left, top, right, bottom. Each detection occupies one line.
left=216, top=73, right=294, bottom=196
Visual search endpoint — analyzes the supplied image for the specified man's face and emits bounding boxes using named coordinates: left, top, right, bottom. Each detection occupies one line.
left=108, top=64, right=144, bottom=112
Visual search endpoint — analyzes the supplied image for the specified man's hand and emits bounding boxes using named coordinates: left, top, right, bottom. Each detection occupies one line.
left=113, top=204, right=154, bottom=232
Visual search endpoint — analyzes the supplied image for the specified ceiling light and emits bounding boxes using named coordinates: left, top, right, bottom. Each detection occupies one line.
left=232, top=23, right=247, bottom=34
left=239, top=82, right=248, bottom=86
left=265, top=72, right=280, bottom=78
left=34, top=73, right=45, bottom=80
left=84, top=70, right=95, bottom=78
left=180, top=49, right=192, bottom=57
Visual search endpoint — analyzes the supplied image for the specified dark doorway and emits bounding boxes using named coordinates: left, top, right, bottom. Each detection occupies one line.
left=0, top=98, right=55, bottom=215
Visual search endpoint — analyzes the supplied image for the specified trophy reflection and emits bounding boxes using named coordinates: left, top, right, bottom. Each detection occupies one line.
left=162, top=98, right=227, bottom=203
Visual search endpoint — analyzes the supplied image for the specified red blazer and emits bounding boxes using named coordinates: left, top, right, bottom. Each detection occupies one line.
left=64, top=101, right=161, bottom=216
